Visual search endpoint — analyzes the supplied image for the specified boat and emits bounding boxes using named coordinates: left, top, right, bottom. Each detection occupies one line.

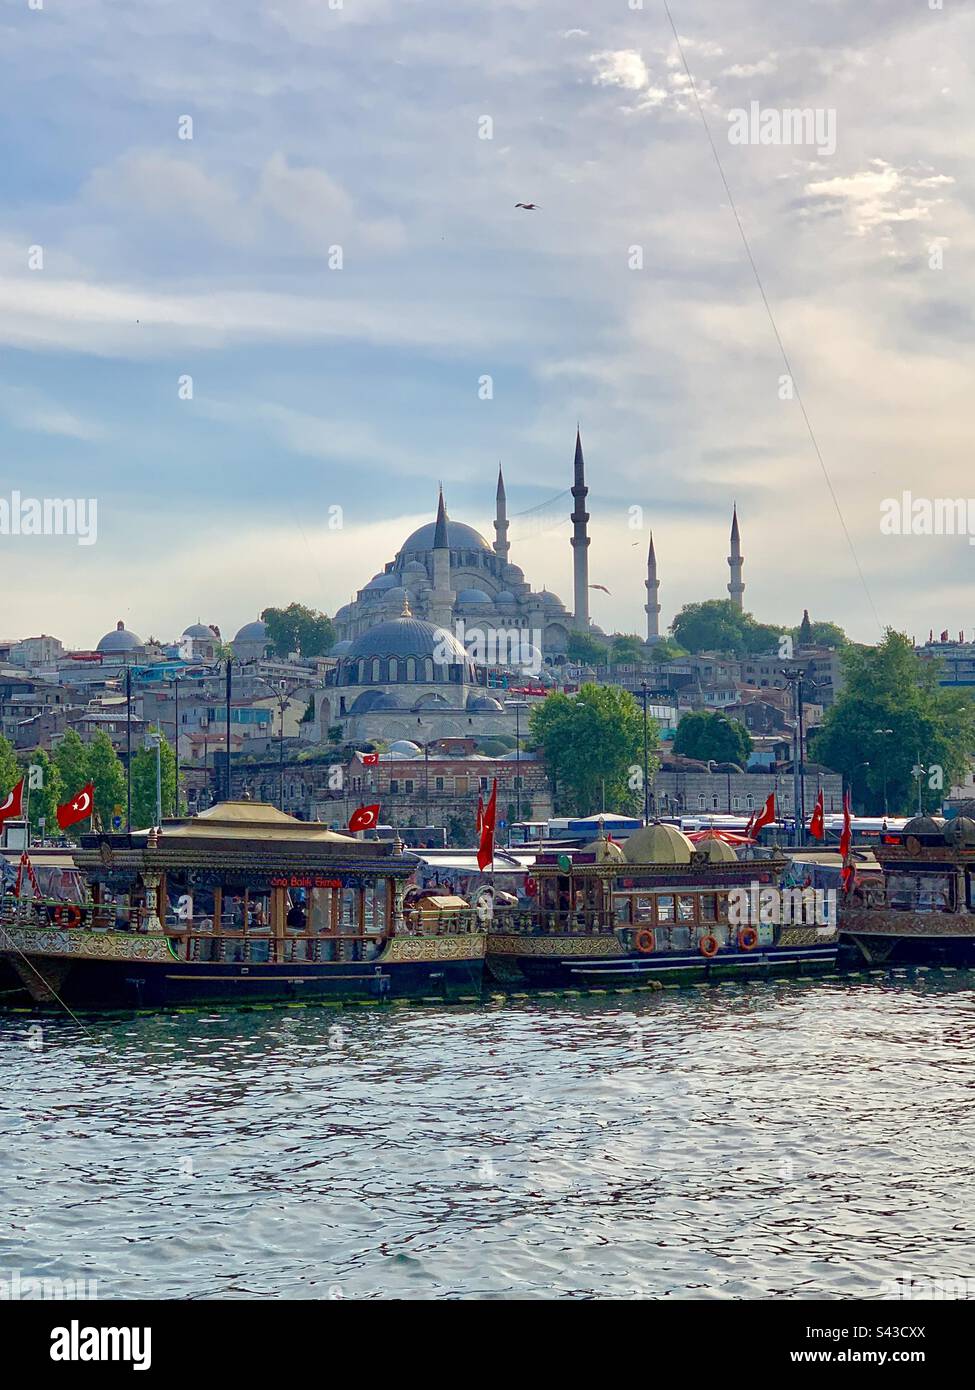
left=486, top=821, right=839, bottom=989
left=0, top=847, right=88, bottom=1005
left=0, top=800, right=485, bottom=1011
left=840, top=814, right=975, bottom=967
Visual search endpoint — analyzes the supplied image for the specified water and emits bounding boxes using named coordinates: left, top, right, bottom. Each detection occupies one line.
left=2, top=972, right=974, bottom=1300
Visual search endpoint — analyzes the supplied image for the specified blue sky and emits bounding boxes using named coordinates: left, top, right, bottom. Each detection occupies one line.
left=1, top=0, right=973, bottom=648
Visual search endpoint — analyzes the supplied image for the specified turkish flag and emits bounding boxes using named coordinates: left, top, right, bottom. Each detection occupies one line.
left=477, top=779, right=498, bottom=872
left=839, top=790, right=854, bottom=890
left=349, top=803, right=380, bottom=833
left=360, top=752, right=379, bottom=765
left=57, top=783, right=94, bottom=830
left=808, top=788, right=825, bottom=841
left=751, top=792, right=776, bottom=834
left=0, top=778, right=25, bottom=823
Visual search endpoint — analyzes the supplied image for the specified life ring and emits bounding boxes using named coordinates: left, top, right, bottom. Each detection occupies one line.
left=634, top=928, right=655, bottom=954
left=53, top=904, right=82, bottom=929
left=738, top=927, right=759, bottom=952
left=699, top=933, right=719, bottom=958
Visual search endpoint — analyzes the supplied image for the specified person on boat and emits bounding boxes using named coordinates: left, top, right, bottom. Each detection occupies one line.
left=286, top=895, right=307, bottom=930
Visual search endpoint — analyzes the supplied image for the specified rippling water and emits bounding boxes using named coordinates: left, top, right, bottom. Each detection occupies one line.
left=2, top=971, right=974, bottom=1299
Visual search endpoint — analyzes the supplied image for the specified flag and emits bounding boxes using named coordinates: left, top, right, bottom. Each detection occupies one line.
left=0, top=778, right=25, bottom=824
left=56, top=783, right=94, bottom=830
left=477, top=779, right=498, bottom=871
left=808, top=788, right=825, bottom=841
left=476, top=795, right=484, bottom=837
left=751, top=792, right=776, bottom=834
left=744, top=811, right=756, bottom=838
left=839, top=790, right=854, bottom=890
left=348, top=803, right=380, bottom=833
left=360, top=752, right=379, bottom=766
left=14, top=852, right=41, bottom=899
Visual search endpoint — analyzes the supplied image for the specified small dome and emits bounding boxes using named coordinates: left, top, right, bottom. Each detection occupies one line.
left=350, top=690, right=404, bottom=714
left=947, top=816, right=975, bottom=847
left=582, top=836, right=625, bottom=864
left=694, top=834, right=739, bottom=863
left=457, top=588, right=492, bottom=605
left=540, top=591, right=564, bottom=608
left=364, top=573, right=398, bottom=591
left=466, top=693, right=503, bottom=711
left=97, top=620, right=143, bottom=653
left=234, top=619, right=267, bottom=642
left=403, top=560, right=428, bottom=576
left=902, top=815, right=946, bottom=836
left=183, top=622, right=217, bottom=639
left=334, top=604, right=353, bottom=623
left=624, top=822, right=695, bottom=865
left=389, top=739, right=422, bottom=756
left=329, top=639, right=353, bottom=657
left=494, top=591, right=517, bottom=605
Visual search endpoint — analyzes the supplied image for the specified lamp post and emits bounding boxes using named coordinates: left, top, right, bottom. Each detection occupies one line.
left=911, top=753, right=926, bottom=816
left=640, top=681, right=651, bottom=826
left=251, top=672, right=298, bottom=811
left=874, top=729, right=894, bottom=817
left=505, top=699, right=529, bottom=821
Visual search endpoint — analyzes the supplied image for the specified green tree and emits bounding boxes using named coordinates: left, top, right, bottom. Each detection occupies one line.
left=670, top=600, right=784, bottom=657
left=646, top=637, right=686, bottom=663
left=0, top=736, right=20, bottom=803
left=529, top=683, right=657, bottom=816
left=566, top=631, right=610, bottom=665
left=261, top=603, right=335, bottom=659
left=673, top=710, right=752, bottom=766
left=793, top=615, right=847, bottom=650
left=86, top=731, right=127, bottom=831
left=16, top=749, right=63, bottom=837
left=609, top=633, right=648, bottom=666
left=53, top=729, right=89, bottom=806
left=809, top=630, right=975, bottom=815
left=130, top=734, right=177, bottom=829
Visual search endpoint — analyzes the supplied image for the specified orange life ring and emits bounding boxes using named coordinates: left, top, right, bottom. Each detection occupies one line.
left=53, top=904, right=82, bottom=929
left=738, top=927, right=759, bottom=952
left=699, top=933, right=720, bottom=958
left=634, top=928, right=655, bottom=954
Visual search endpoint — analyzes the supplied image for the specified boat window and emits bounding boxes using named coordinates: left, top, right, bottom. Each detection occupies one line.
left=656, top=894, right=674, bottom=923
left=700, top=894, right=717, bottom=921
left=677, top=895, right=696, bottom=922
left=887, top=872, right=954, bottom=912
left=308, top=886, right=334, bottom=933
left=222, top=893, right=247, bottom=930
left=613, top=894, right=632, bottom=924
left=246, top=892, right=271, bottom=932
left=633, top=896, right=653, bottom=922
left=341, top=886, right=359, bottom=930
left=967, top=871, right=975, bottom=911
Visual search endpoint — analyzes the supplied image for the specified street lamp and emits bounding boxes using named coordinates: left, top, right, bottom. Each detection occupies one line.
left=911, top=752, right=926, bottom=816
left=639, top=681, right=651, bottom=826
left=874, top=729, right=894, bottom=817
left=504, top=699, right=529, bottom=821
left=251, top=671, right=299, bottom=811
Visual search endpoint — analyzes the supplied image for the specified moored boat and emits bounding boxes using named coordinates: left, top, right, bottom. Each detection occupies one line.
left=0, top=800, right=485, bottom=1011
left=486, top=821, right=838, bottom=989
left=840, top=814, right=975, bottom=967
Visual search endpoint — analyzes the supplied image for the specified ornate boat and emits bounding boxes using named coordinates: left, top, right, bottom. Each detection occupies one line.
left=0, top=801, right=484, bottom=1011
left=840, top=814, right=975, bottom=967
left=486, top=822, right=838, bottom=989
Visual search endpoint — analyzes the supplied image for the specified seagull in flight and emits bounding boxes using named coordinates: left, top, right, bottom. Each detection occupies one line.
left=589, top=584, right=611, bottom=595
left=515, top=202, right=539, bottom=210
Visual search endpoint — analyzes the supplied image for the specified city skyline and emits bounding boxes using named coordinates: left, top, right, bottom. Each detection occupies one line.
left=3, top=2, right=973, bottom=646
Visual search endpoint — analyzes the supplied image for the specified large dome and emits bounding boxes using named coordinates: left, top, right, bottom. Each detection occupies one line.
left=97, top=620, right=143, bottom=654
left=398, top=519, right=492, bottom=558
left=346, top=615, right=469, bottom=665
left=183, top=622, right=217, bottom=639
left=235, top=619, right=267, bottom=642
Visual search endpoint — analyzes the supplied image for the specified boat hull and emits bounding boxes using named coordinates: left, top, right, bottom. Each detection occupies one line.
left=487, top=929, right=838, bottom=990
left=0, top=926, right=485, bottom=1011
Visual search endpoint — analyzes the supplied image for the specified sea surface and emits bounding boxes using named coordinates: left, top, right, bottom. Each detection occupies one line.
left=1, top=971, right=974, bottom=1300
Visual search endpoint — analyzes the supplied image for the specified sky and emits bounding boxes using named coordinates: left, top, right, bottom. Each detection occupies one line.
left=1, top=0, right=973, bottom=649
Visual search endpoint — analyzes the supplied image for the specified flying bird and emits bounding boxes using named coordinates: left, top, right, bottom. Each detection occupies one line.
left=589, top=584, right=611, bottom=594
left=515, top=202, right=539, bottom=210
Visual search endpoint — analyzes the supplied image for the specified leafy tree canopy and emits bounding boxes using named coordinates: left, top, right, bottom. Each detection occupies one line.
left=130, top=733, right=178, bottom=829
left=261, top=603, right=335, bottom=659
left=529, top=682, right=658, bottom=817
left=792, top=614, right=847, bottom=650
left=17, top=748, right=64, bottom=836
left=809, top=630, right=975, bottom=815
left=566, top=631, right=610, bottom=665
left=670, top=600, right=785, bottom=657
left=673, top=710, right=752, bottom=767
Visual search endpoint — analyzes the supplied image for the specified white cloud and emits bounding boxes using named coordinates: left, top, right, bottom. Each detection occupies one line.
left=590, top=50, right=650, bottom=92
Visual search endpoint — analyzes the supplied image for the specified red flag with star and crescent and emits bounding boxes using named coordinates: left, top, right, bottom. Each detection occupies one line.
left=360, top=752, right=379, bottom=766
left=56, top=783, right=95, bottom=831
left=477, top=779, right=498, bottom=872
left=751, top=791, right=776, bottom=835
left=839, top=790, right=854, bottom=891
left=808, top=788, right=825, bottom=841
left=0, top=778, right=25, bottom=824
left=348, top=804, right=381, bottom=833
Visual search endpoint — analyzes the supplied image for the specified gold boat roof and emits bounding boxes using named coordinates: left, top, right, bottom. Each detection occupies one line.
left=147, top=800, right=359, bottom=845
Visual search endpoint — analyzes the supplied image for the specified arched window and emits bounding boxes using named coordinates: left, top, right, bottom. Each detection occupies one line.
left=370, top=657, right=381, bottom=683
left=389, top=658, right=398, bottom=682
left=406, top=657, right=416, bottom=682
left=424, top=658, right=434, bottom=682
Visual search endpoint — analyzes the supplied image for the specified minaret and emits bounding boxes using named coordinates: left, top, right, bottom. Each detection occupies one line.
left=429, top=487, right=454, bottom=629
left=494, top=464, right=510, bottom=566
left=570, top=427, right=590, bottom=630
left=727, top=504, right=744, bottom=611
left=645, top=532, right=661, bottom=642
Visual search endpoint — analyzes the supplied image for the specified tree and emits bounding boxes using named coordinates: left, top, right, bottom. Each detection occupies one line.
left=261, top=603, right=335, bottom=659
left=86, top=732, right=127, bottom=831
left=16, top=749, right=63, bottom=837
left=809, top=630, right=975, bottom=815
left=0, top=735, right=19, bottom=801
left=130, top=735, right=177, bottom=829
left=671, top=600, right=784, bottom=657
left=673, top=710, right=752, bottom=766
left=529, top=682, right=657, bottom=816
left=566, top=631, right=609, bottom=665
left=609, top=633, right=648, bottom=666
left=793, top=614, right=847, bottom=650
left=53, top=729, right=89, bottom=804
left=646, top=637, right=686, bottom=664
